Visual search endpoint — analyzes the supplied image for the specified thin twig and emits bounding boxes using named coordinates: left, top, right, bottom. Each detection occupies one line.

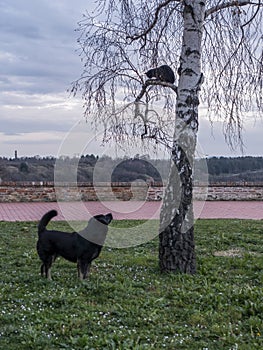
left=241, top=0, right=261, bottom=27
left=205, top=0, right=261, bottom=18
left=127, top=0, right=181, bottom=41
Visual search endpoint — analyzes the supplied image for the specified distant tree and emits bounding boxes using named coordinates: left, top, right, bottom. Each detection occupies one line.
left=74, top=1, right=263, bottom=274
left=111, top=158, right=162, bottom=182
left=19, top=162, right=29, bottom=174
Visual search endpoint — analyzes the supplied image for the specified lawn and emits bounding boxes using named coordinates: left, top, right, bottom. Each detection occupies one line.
left=0, top=219, right=263, bottom=349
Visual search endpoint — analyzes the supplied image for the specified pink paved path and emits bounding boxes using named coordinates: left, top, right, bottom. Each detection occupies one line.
left=0, top=201, right=262, bottom=221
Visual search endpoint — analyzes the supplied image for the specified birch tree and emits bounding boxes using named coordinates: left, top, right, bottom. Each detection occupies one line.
left=73, top=0, right=263, bottom=274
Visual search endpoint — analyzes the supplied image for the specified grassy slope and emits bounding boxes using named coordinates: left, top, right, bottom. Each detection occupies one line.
left=0, top=219, right=262, bottom=350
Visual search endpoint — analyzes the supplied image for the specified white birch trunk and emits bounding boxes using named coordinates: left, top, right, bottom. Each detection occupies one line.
left=159, top=0, right=206, bottom=274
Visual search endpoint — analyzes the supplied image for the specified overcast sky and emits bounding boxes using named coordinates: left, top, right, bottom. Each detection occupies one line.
left=0, top=0, right=262, bottom=159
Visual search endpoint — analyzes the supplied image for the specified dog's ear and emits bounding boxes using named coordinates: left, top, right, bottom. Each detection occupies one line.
left=94, top=213, right=113, bottom=225
left=105, top=213, right=113, bottom=224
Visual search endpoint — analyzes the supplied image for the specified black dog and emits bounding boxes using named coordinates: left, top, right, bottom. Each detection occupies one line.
left=37, top=210, right=113, bottom=280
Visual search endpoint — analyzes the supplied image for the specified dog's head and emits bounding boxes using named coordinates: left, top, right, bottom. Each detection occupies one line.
left=80, top=213, right=113, bottom=245
left=93, top=213, right=113, bottom=226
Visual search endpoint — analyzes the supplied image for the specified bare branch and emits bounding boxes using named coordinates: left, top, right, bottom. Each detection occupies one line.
left=205, top=0, right=262, bottom=18
left=135, top=79, right=178, bottom=103
left=127, top=0, right=181, bottom=42
left=201, top=0, right=263, bottom=149
left=241, top=0, right=262, bottom=26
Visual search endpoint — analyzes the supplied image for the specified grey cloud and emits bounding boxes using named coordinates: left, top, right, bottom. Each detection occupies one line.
left=0, top=0, right=87, bottom=95
left=2, top=23, right=42, bottom=40
left=0, top=1, right=97, bottom=157
left=198, top=117, right=263, bottom=157
left=2, top=132, right=21, bottom=136
left=4, top=139, right=60, bottom=145
left=0, top=117, right=72, bottom=134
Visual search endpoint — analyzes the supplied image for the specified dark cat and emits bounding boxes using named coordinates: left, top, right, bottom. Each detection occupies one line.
left=145, top=64, right=175, bottom=84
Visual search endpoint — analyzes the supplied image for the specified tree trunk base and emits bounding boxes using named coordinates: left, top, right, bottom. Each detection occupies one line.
left=159, top=216, right=196, bottom=274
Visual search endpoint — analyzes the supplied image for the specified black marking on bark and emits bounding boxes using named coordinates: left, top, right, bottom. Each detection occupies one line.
left=182, top=68, right=197, bottom=76
left=184, top=4, right=196, bottom=23
left=185, top=95, right=199, bottom=106
left=185, top=48, right=200, bottom=57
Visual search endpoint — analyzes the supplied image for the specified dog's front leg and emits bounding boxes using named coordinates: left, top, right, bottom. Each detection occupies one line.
left=78, top=260, right=91, bottom=280
left=46, top=267, right=52, bottom=280
left=77, top=260, right=84, bottom=280
left=83, top=263, right=91, bottom=279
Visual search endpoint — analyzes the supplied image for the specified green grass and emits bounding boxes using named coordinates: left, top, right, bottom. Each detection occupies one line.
left=0, top=219, right=263, bottom=349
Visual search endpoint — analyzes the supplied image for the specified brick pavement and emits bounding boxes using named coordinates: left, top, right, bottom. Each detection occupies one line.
left=0, top=201, right=262, bottom=221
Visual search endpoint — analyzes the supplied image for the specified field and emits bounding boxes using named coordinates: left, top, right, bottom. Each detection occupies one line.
left=0, top=219, right=263, bottom=349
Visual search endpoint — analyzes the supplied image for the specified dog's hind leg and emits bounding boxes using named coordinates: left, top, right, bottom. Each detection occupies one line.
left=41, top=256, right=53, bottom=280
left=41, top=263, right=45, bottom=277
left=41, top=264, right=52, bottom=280
left=79, top=270, right=84, bottom=280
left=45, top=265, right=52, bottom=280
left=40, top=264, right=51, bottom=279
left=47, top=269, right=52, bottom=280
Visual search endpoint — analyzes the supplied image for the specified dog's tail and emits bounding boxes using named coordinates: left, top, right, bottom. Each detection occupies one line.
left=38, top=210, right=58, bottom=235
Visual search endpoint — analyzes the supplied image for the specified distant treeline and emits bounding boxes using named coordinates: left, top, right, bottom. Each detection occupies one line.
left=206, top=156, right=263, bottom=182
left=1, top=155, right=263, bottom=183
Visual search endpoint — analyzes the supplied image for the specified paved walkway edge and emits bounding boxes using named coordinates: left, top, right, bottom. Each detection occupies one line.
left=0, top=201, right=262, bottom=221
